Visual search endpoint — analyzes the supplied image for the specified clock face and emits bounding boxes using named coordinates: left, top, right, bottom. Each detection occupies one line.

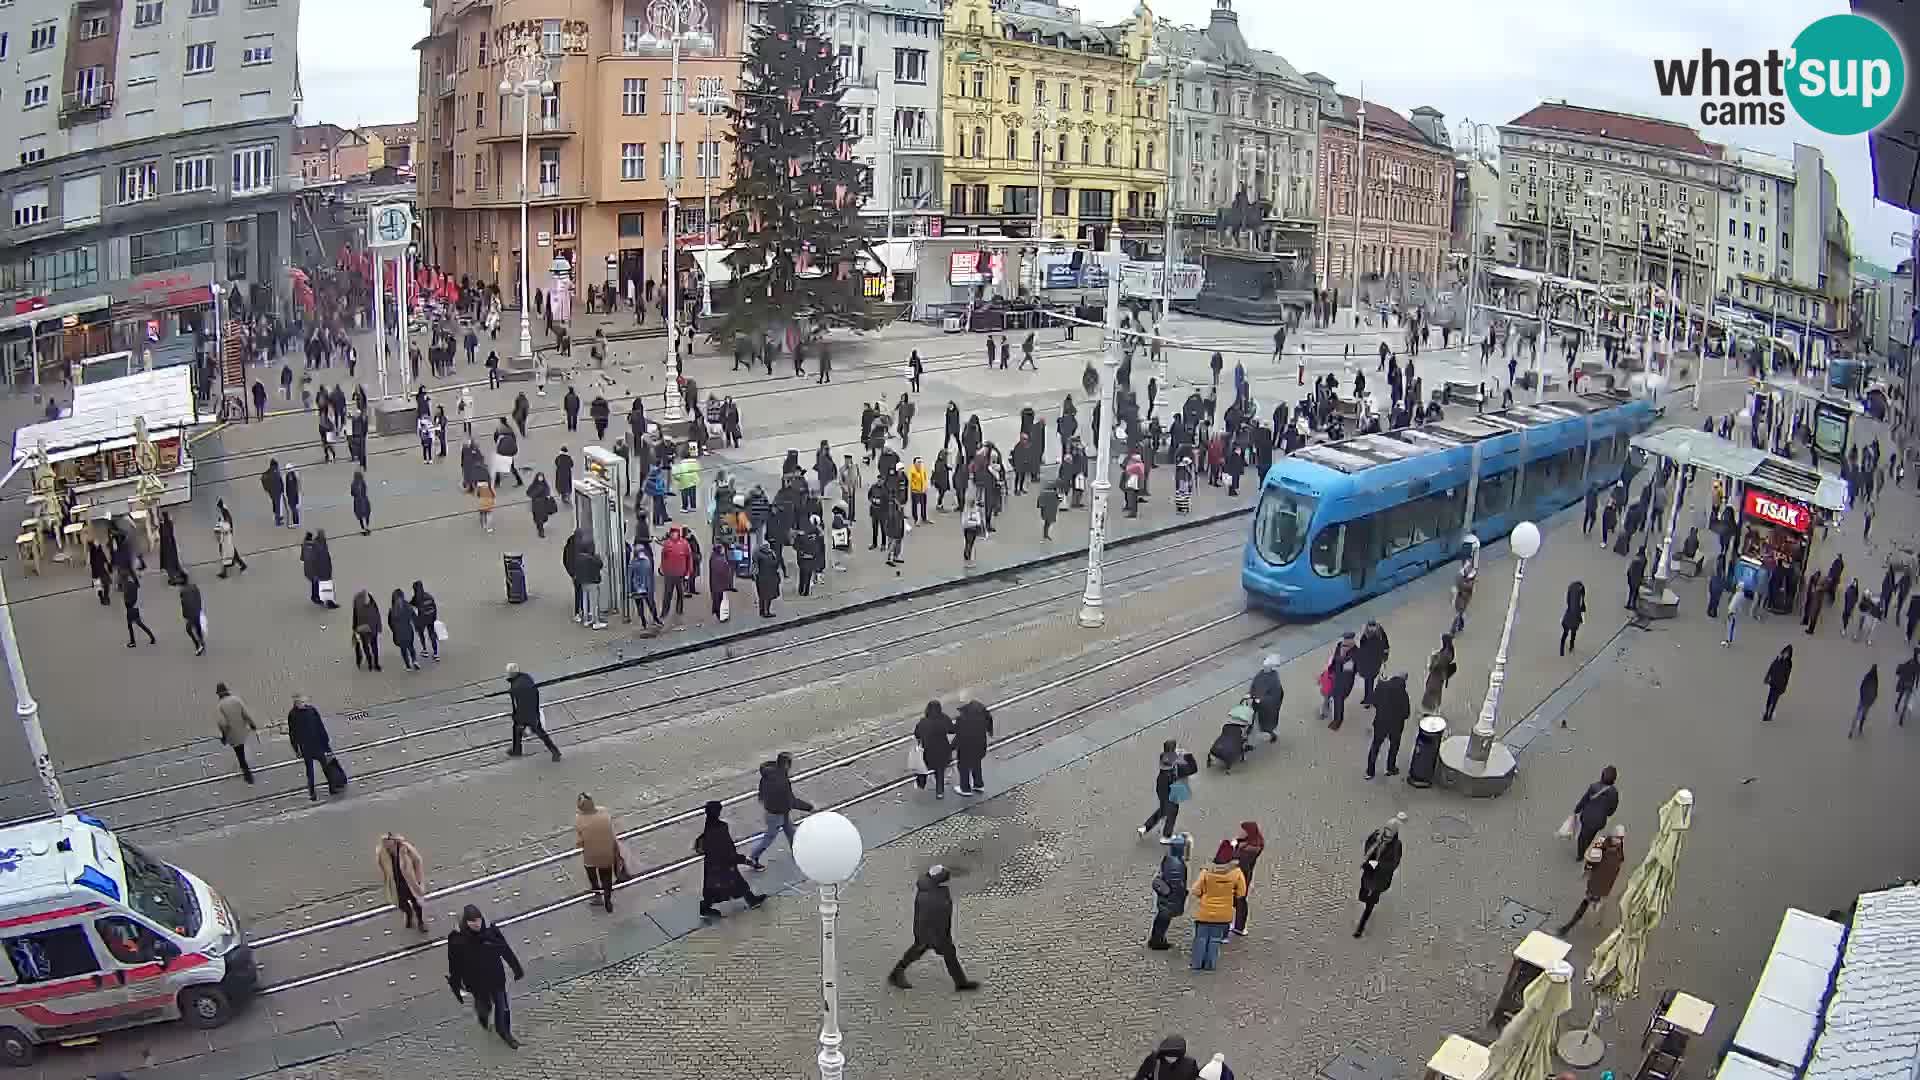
left=377, top=208, right=410, bottom=243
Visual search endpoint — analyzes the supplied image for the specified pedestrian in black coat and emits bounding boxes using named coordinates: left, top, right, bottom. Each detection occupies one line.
left=1571, top=765, right=1620, bottom=857
left=753, top=543, right=781, bottom=618
left=952, top=700, right=992, bottom=795
left=512, top=392, right=531, bottom=438
left=1146, top=836, right=1191, bottom=951
left=1561, top=580, right=1586, bottom=655
left=1355, top=619, right=1389, bottom=703
left=1133, top=1035, right=1201, bottom=1080
left=350, top=471, right=372, bottom=534
left=178, top=573, right=205, bottom=655
left=1625, top=550, right=1647, bottom=610
left=1365, top=674, right=1411, bottom=778
left=590, top=395, right=611, bottom=440
left=1851, top=664, right=1880, bottom=737
left=157, top=512, right=185, bottom=585
left=504, top=663, right=561, bottom=759
left=694, top=800, right=766, bottom=917
left=1354, top=813, right=1406, bottom=937
left=527, top=474, right=555, bottom=538
left=88, top=541, right=112, bottom=605
left=913, top=701, right=954, bottom=797
left=554, top=448, right=574, bottom=501
left=563, top=386, right=580, bottom=431
left=445, top=904, right=525, bottom=1048
left=286, top=694, right=332, bottom=800
left=261, top=460, right=286, bottom=525
left=887, top=865, right=978, bottom=990
left=119, top=568, right=157, bottom=648
left=1763, top=644, right=1792, bottom=722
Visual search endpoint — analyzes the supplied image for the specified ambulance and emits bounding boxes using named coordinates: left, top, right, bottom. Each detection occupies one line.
left=0, top=814, right=255, bottom=1066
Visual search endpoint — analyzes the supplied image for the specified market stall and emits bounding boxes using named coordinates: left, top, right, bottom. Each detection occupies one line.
left=9, top=366, right=199, bottom=519
left=1733, top=456, right=1846, bottom=614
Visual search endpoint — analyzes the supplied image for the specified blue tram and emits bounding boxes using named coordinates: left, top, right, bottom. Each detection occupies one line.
left=1242, top=391, right=1657, bottom=615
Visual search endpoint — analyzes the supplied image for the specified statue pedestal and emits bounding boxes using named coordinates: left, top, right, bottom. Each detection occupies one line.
left=1435, top=734, right=1517, bottom=797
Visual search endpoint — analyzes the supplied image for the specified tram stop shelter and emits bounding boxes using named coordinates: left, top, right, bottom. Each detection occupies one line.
left=1631, top=427, right=1846, bottom=615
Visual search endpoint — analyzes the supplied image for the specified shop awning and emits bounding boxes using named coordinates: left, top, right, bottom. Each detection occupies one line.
left=1631, top=429, right=1767, bottom=478
left=0, top=295, right=112, bottom=335
left=11, top=366, right=198, bottom=462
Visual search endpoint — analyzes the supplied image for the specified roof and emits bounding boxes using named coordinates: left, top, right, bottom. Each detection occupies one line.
left=1804, top=885, right=1920, bottom=1080
left=1506, top=102, right=1721, bottom=161
left=361, top=122, right=418, bottom=143
left=1732, top=146, right=1796, bottom=180
left=294, top=123, right=347, bottom=154
left=1155, top=1, right=1304, bottom=85
left=1331, top=94, right=1446, bottom=150
left=0, top=819, right=80, bottom=900
left=11, top=366, right=198, bottom=461
left=1000, top=9, right=1129, bottom=51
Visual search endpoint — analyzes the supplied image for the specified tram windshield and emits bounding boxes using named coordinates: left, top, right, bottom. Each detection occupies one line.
left=1254, top=489, right=1317, bottom=565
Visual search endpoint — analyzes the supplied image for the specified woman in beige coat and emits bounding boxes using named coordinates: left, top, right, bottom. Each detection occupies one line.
left=374, top=833, right=428, bottom=930
left=575, top=793, right=621, bottom=912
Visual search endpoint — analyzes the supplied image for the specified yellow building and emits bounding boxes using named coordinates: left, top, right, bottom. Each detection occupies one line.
left=940, top=0, right=1160, bottom=252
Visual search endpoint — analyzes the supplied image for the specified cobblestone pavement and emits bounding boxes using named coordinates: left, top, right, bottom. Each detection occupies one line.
left=253, top=458, right=1920, bottom=1080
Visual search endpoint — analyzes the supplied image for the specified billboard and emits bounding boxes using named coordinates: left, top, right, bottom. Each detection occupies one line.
left=948, top=251, right=1003, bottom=286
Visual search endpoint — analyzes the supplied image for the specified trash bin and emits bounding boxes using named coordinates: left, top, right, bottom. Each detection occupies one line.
left=1406, top=715, right=1447, bottom=788
left=504, top=552, right=528, bottom=604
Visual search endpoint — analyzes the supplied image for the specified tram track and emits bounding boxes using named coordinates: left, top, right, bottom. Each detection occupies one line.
left=3, top=527, right=1246, bottom=833
left=246, top=606, right=1266, bottom=992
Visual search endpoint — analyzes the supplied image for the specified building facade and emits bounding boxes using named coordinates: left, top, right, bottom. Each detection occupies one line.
left=938, top=0, right=1158, bottom=250
left=1313, top=83, right=1452, bottom=301
left=1155, top=0, right=1319, bottom=280
left=294, top=123, right=370, bottom=184
left=794, top=0, right=943, bottom=240
left=1494, top=103, right=1728, bottom=330
left=0, top=0, right=302, bottom=383
left=1720, top=143, right=1851, bottom=365
left=415, top=0, right=747, bottom=307
left=1450, top=156, right=1499, bottom=260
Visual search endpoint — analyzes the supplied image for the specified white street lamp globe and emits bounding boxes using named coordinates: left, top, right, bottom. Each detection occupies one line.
left=1511, top=520, right=1542, bottom=560
left=539, top=79, right=555, bottom=95
left=498, top=79, right=512, bottom=95
left=793, top=811, right=864, bottom=884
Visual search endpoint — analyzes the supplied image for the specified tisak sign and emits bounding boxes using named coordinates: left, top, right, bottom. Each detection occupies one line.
left=1743, top=490, right=1810, bottom=532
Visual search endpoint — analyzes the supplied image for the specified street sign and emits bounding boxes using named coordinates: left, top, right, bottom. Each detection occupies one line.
left=369, top=203, right=414, bottom=249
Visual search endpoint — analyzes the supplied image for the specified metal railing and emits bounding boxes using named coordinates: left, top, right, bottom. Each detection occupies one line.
left=892, top=133, right=942, bottom=153
left=58, top=84, right=113, bottom=124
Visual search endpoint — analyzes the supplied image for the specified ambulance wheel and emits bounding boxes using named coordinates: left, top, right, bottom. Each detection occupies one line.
left=0, top=1027, right=33, bottom=1067
left=179, top=986, right=233, bottom=1029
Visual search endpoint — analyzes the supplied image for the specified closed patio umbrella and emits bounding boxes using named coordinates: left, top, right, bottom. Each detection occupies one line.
left=1479, top=961, right=1573, bottom=1080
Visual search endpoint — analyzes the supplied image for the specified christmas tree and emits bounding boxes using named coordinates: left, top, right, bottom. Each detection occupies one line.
left=715, top=0, right=881, bottom=345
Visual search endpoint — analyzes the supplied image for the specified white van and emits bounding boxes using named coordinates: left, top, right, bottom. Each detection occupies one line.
left=0, top=814, right=255, bottom=1067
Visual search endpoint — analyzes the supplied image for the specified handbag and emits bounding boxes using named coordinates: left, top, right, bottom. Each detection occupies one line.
left=719, top=593, right=732, bottom=622
left=1073, top=473, right=1086, bottom=492
left=906, top=741, right=927, bottom=787
left=1317, top=668, right=1335, bottom=698
left=1168, top=778, right=1192, bottom=804
left=1556, top=815, right=1578, bottom=839
left=1124, top=472, right=1141, bottom=491
left=433, top=618, right=449, bottom=643
left=318, top=579, right=336, bottom=604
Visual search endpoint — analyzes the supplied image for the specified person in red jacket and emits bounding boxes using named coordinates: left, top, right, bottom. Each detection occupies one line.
left=659, top=526, right=695, bottom=618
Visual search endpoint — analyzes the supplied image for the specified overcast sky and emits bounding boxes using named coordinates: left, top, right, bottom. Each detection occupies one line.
left=299, top=0, right=1913, bottom=266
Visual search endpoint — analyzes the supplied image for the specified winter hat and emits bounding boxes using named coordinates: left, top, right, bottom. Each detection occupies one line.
left=1213, top=839, right=1236, bottom=864
left=461, top=904, right=484, bottom=925
left=1198, top=1052, right=1233, bottom=1080
left=1262, top=654, right=1281, bottom=669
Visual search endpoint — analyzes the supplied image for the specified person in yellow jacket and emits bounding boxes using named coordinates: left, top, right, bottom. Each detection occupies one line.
left=671, top=455, right=701, bottom=513
left=1188, top=839, right=1246, bottom=970
left=906, top=457, right=930, bottom=523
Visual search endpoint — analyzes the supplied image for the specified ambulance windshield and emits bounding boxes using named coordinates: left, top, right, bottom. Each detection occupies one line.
left=119, top=839, right=201, bottom=938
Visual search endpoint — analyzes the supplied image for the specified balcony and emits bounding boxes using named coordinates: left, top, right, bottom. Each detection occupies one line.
left=479, top=114, right=576, bottom=143
left=893, top=133, right=942, bottom=154
left=59, top=84, right=113, bottom=128
left=842, top=72, right=880, bottom=92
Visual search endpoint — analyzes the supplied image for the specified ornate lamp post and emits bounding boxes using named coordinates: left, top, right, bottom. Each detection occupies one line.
left=1079, top=228, right=1126, bottom=629
left=499, top=53, right=554, bottom=394
left=793, top=812, right=866, bottom=1080
left=636, top=0, right=713, bottom=436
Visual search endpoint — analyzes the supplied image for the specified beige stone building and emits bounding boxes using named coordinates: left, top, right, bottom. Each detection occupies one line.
left=415, top=0, right=746, bottom=304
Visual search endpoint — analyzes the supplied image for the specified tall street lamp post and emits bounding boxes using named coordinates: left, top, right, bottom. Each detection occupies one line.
left=793, top=812, right=866, bottom=1080
left=694, top=87, right=732, bottom=319
left=0, top=457, right=66, bottom=814
left=1468, top=521, right=1541, bottom=766
left=1348, top=89, right=1367, bottom=330
left=1079, top=228, right=1126, bottom=629
left=638, top=0, right=713, bottom=437
left=499, top=54, right=554, bottom=393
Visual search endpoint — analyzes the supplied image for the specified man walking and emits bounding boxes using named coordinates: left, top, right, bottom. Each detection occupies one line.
left=504, top=663, right=562, bottom=760
left=446, top=904, right=525, bottom=1049
left=214, top=682, right=258, bottom=783
left=1851, top=664, right=1880, bottom=738
left=746, top=751, right=813, bottom=870
left=886, top=865, right=979, bottom=991
left=1569, top=765, right=1620, bottom=858
left=286, top=693, right=332, bottom=801
left=953, top=699, right=992, bottom=796
left=1364, top=672, right=1410, bottom=779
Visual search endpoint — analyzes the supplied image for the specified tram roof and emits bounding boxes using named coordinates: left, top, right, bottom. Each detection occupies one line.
left=1293, top=392, right=1634, bottom=475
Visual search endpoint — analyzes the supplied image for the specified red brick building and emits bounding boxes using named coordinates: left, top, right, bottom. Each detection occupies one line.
left=1313, top=92, right=1453, bottom=299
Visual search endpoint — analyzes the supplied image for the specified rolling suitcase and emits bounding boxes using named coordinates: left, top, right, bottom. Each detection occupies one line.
left=322, top=754, right=348, bottom=794
left=503, top=552, right=528, bottom=603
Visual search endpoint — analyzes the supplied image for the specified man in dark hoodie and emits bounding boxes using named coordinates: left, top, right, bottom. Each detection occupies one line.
left=1133, top=1035, right=1201, bottom=1080
left=887, top=864, right=979, bottom=991
left=504, top=663, right=561, bottom=761
left=952, top=700, right=993, bottom=796
left=1365, top=672, right=1412, bottom=779
left=746, top=751, right=813, bottom=870
left=446, top=903, right=524, bottom=1049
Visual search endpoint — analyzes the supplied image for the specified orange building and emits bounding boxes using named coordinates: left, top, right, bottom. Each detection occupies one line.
left=414, top=0, right=745, bottom=304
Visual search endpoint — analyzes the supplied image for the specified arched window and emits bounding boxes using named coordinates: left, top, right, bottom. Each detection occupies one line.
left=1081, top=136, right=1090, bottom=163
left=1146, top=142, right=1155, bottom=170
left=1133, top=143, right=1140, bottom=169
left=1007, top=129, right=1018, bottom=159
left=1104, top=138, right=1114, bottom=166
left=973, top=126, right=985, bottom=159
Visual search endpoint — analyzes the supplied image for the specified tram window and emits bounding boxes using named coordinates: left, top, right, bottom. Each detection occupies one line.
left=1477, top=469, right=1516, bottom=519
left=1382, top=505, right=1417, bottom=556
left=1526, top=450, right=1578, bottom=493
left=1310, top=523, right=1345, bottom=577
left=1409, top=486, right=1466, bottom=544
left=1253, top=489, right=1317, bottom=566
left=4, top=926, right=99, bottom=984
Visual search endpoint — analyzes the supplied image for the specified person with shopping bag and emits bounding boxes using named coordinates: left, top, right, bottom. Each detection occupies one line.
left=1137, top=739, right=1198, bottom=843
left=913, top=701, right=954, bottom=798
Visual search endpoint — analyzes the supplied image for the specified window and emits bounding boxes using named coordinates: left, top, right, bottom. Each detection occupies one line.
left=231, top=143, right=274, bottom=193
left=0, top=32, right=7, bottom=61
left=183, top=99, right=211, bottom=127
left=620, top=142, right=647, bottom=180
left=1057, top=133, right=1067, bottom=162
left=972, top=126, right=984, bottom=159
left=475, top=92, right=485, bottom=128
left=1004, top=186, right=1035, bottom=214
left=130, top=222, right=213, bottom=274
left=4, top=927, right=98, bottom=984
left=1104, top=138, right=1114, bottom=166
left=1060, top=82, right=1070, bottom=109
left=81, top=16, right=110, bottom=40
left=30, top=22, right=55, bottom=51
left=1007, top=76, right=1020, bottom=104
left=1084, top=86, right=1093, bottom=112
left=173, top=154, right=214, bottom=192
left=622, top=77, right=646, bottom=115
left=540, top=146, right=560, bottom=188
left=1006, top=129, right=1017, bottom=160
left=191, top=0, right=219, bottom=12
left=1052, top=186, right=1070, bottom=215
left=119, top=163, right=160, bottom=204
left=696, top=140, right=719, bottom=179
left=134, top=0, right=165, bottom=24
left=1081, top=136, right=1090, bottom=163
left=553, top=206, right=577, bottom=237
left=125, top=51, right=159, bottom=86
left=18, top=136, right=45, bottom=166
left=893, top=48, right=927, bottom=83
left=970, top=70, right=984, bottom=98
left=656, top=141, right=682, bottom=182
left=474, top=154, right=485, bottom=191
left=1106, top=89, right=1116, bottom=114
left=541, top=18, right=562, bottom=56
left=1474, top=469, right=1515, bottom=522
left=242, top=35, right=273, bottom=65
left=618, top=212, right=644, bottom=237
left=186, top=43, right=216, bottom=74
left=11, top=187, right=48, bottom=228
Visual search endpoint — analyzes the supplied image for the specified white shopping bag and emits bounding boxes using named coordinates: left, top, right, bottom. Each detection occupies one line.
left=318, top=579, right=336, bottom=603
left=198, top=612, right=209, bottom=635
left=719, top=593, right=732, bottom=622
left=433, top=618, right=449, bottom=643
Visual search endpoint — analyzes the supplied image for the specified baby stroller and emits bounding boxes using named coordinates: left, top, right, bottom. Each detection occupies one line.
left=1206, top=699, right=1257, bottom=772
left=1174, top=458, right=1195, bottom=514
